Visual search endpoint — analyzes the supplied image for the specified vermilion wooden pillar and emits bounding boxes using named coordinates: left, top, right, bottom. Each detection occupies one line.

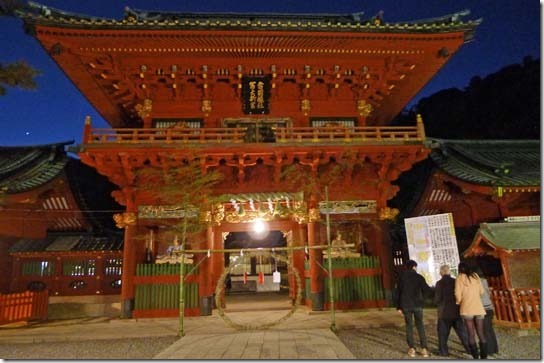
left=212, top=230, right=224, bottom=305
left=199, top=225, right=214, bottom=315
left=498, top=251, right=512, bottom=289
left=121, top=222, right=136, bottom=318
left=307, top=221, right=323, bottom=310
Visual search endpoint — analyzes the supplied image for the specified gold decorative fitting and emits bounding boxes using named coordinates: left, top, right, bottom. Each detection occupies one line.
left=113, top=212, right=137, bottom=228
left=378, top=207, right=399, bottom=221
left=135, top=98, right=152, bottom=119
left=357, top=100, right=373, bottom=117
left=212, top=204, right=226, bottom=225
left=301, top=99, right=311, bottom=115
left=308, top=208, right=321, bottom=222
left=201, top=99, right=212, bottom=114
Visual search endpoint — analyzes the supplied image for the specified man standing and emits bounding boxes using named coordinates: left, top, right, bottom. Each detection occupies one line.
left=396, top=259, right=433, bottom=358
left=434, top=265, right=471, bottom=357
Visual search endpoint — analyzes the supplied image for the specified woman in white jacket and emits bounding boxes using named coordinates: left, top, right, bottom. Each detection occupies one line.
left=455, top=262, right=487, bottom=359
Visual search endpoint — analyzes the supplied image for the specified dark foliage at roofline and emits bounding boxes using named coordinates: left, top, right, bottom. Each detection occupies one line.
left=392, top=56, right=540, bottom=140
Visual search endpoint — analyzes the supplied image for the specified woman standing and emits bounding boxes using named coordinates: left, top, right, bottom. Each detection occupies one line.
left=476, top=267, right=499, bottom=356
left=455, top=262, right=487, bottom=359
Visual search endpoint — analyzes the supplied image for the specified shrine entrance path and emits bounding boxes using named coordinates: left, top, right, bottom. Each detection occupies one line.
left=0, top=304, right=439, bottom=359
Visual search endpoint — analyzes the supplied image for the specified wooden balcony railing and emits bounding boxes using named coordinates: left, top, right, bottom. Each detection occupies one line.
left=83, top=125, right=424, bottom=145
left=274, top=125, right=423, bottom=143
left=86, top=127, right=248, bottom=144
left=490, top=287, right=540, bottom=329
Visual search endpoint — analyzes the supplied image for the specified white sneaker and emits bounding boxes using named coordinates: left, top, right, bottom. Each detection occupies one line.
left=407, top=348, right=416, bottom=357
left=421, top=348, right=430, bottom=357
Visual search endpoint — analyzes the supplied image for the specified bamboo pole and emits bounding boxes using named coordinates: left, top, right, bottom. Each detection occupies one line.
left=178, top=238, right=186, bottom=337
left=325, top=186, right=336, bottom=332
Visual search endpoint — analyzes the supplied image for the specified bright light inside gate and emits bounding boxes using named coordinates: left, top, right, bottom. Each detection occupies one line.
left=248, top=219, right=269, bottom=240
left=253, top=219, right=265, bottom=233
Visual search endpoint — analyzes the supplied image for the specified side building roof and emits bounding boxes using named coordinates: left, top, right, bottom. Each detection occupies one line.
left=8, top=234, right=123, bottom=253
left=428, top=139, right=540, bottom=187
left=463, top=221, right=540, bottom=258
left=0, top=141, right=123, bottom=234
left=0, top=141, right=72, bottom=194
left=389, top=139, right=541, bottom=219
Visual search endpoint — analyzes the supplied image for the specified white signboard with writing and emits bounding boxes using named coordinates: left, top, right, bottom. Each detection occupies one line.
left=404, top=213, right=460, bottom=285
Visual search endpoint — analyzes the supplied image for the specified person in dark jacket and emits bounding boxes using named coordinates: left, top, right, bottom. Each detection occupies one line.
left=396, top=259, right=433, bottom=358
left=434, top=265, right=471, bottom=356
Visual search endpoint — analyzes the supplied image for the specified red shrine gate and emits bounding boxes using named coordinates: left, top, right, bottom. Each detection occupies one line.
left=19, top=4, right=480, bottom=317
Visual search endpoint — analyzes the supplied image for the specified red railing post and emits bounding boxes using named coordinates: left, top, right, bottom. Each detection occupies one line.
left=416, top=114, right=426, bottom=141
left=82, top=116, right=92, bottom=143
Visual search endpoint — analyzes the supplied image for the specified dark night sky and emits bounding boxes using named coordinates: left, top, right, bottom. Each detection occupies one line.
left=0, top=0, right=540, bottom=147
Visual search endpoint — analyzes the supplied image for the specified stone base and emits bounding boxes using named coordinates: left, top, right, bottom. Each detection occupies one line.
left=47, top=295, right=122, bottom=320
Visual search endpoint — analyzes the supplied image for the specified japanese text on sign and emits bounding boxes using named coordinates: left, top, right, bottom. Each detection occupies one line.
left=242, top=76, right=270, bottom=114
left=404, top=213, right=460, bottom=285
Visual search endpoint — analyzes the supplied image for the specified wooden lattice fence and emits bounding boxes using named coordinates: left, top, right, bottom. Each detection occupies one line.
left=0, top=290, right=49, bottom=325
left=490, top=288, right=540, bottom=329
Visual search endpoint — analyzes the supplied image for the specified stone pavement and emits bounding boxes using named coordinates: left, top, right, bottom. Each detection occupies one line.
left=0, top=305, right=440, bottom=359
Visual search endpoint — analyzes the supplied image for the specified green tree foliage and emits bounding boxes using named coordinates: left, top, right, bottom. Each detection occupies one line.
left=135, top=162, right=224, bottom=244
left=1, top=0, right=40, bottom=95
left=392, top=56, right=540, bottom=139
left=280, top=159, right=345, bottom=201
left=0, top=0, right=26, bottom=15
left=0, top=60, right=40, bottom=95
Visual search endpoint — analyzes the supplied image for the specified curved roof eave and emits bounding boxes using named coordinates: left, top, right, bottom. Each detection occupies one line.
left=19, top=2, right=481, bottom=39
left=427, top=138, right=541, bottom=187
left=0, top=141, right=74, bottom=194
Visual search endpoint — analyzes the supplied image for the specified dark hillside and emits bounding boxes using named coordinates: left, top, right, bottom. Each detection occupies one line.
left=393, top=56, right=540, bottom=139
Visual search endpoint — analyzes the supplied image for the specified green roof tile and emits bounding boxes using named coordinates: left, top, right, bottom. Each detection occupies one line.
left=476, top=222, right=540, bottom=251
left=19, top=2, right=480, bottom=39
left=0, top=142, right=72, bottom=194
left=428, top=139, right=540, bottom=187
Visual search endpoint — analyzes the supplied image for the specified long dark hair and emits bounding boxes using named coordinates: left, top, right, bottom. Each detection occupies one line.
left=458, top=261, right=479, bottom=280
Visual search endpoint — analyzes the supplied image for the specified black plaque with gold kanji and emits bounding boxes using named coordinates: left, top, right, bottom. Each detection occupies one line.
left=242, top=76, right=271, bottom=114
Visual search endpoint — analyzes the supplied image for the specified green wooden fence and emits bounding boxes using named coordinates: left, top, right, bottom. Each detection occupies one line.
left=134, top=263, right=199, bottom=310
left=305, top=256, right=384, bottom=304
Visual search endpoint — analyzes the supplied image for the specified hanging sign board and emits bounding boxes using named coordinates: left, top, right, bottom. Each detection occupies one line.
left=404, top=213, right=460, bottom=285
left=242, top=76, right=271, bottom=114
left=272, top=271, right=281, bottom=283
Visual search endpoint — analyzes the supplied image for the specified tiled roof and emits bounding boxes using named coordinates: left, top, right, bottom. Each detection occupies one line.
left=8, top=238, right=51, bottom=253
left=0, top=141, right=72, bottom=194
left=8, top=234, right=123, bottom=253
left=45, top=235, right=82, bottom=251
left=19, top=3, right=480, bottom=40
left=473, top=222, right=540, bottom=251
left=428, top=139, right=540, bottom=187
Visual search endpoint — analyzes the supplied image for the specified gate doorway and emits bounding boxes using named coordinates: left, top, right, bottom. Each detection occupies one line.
left=222, top=231, right=291, bottom=312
